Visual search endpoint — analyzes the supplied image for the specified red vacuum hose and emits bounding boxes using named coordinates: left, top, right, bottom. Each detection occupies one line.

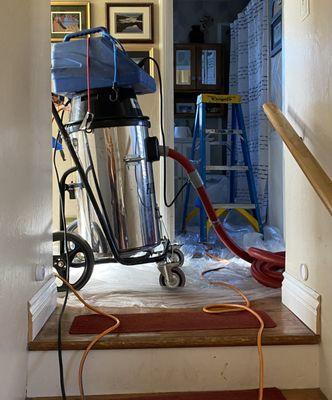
left=165, top=147, right=285, bottom=288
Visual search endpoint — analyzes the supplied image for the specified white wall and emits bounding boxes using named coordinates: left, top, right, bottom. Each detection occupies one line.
left=0, top=0, right=52, bottom=398
left=283, top=0, right=332, bottom=397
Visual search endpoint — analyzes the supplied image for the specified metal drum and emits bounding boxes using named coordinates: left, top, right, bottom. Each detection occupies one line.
left=68, top=88, right=161, bottom=256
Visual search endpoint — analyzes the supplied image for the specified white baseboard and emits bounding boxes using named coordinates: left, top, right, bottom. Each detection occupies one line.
left=282, top=272, right=321, bottom=334
left=28, top=277, right=57, bottom=341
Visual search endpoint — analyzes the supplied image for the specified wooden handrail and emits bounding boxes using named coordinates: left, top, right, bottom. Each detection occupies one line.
left=263, top=103, right=332, bottom=216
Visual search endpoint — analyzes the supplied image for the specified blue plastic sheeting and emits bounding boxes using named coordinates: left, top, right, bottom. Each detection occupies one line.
left=51, top=36, right=156, bottom=97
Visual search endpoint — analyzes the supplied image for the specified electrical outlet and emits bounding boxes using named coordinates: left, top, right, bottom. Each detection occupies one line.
left=301, top=0, right=310, bottom=21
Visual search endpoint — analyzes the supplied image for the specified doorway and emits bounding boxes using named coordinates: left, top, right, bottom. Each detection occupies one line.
left=171, top=0, right=284, bottom=246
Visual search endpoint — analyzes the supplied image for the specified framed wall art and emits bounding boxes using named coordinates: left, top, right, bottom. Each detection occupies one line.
left=125, top=46, right=155, bottom=77
left=106, top=3, right=154, bottom=43
left=51, top=1, right=91, bottom=42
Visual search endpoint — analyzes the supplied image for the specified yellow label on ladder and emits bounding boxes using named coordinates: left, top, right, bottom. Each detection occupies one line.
left=198, top=94, right=242, bottom=105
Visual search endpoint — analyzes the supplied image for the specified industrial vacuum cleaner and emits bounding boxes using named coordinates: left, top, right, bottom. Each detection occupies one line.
left=52, top=27, right=285, bottom=293
left=52, top=27, right=185, bottom=291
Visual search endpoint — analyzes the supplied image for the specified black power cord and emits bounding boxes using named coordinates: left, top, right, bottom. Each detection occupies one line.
left=138, top=56, right=189, bottom=208
left=53, top=101, right=71, bottom=399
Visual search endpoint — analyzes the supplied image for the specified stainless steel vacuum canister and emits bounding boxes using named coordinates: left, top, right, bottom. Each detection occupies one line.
left=67, top=88, right=161, bottom=255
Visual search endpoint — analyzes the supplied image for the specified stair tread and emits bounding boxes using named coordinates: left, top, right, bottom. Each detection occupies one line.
left=28, top=296, right=319, bottom=351
left=26, top=388, right=327, bottom=400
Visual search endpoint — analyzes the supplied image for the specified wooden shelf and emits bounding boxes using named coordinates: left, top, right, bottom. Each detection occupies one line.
left=175, top=113, right=225, bottom=118
left=175, top=89, right=225, bottom=94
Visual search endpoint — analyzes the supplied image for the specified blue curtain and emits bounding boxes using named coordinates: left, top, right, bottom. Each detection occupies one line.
left=229, top=0, right=269, bottom=220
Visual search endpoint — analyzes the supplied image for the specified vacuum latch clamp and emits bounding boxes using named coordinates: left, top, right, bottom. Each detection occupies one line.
left=80, top=112, right=94, bottom=132
left=123, top=155, right=145, bottom=165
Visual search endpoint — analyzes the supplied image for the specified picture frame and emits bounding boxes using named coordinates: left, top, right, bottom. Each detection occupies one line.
left=124, top=46, right=155, bottom=77
left=271, top=0, right=282, bottom=57
left=51, top=1, right=91, bottom=42
left=106, top=3, right=154, bottom=43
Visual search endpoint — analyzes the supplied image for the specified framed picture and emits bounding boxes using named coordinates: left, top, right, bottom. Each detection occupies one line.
left=51, top=2, right=91, bottom=42
left=106, top=3, right=154, bottom=43
left=271, top=0, right=282, bottom=56
left=125, top=46, right=155, bottom=77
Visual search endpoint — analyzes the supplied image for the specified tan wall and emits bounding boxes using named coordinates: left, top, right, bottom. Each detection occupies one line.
left=284, top=0, right=332, bottom=397
left=0, top=0, right=52, bottom=398
left=52, top=0, right=173, bottom=233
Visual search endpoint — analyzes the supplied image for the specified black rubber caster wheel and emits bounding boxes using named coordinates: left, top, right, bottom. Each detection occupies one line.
left=166, top=248, right=185, bottom=268
left=67, top=220, right=108, bottom=254
left=53, top=231, right=94, bottom=292
left=159, top=267, right=186, bottom=289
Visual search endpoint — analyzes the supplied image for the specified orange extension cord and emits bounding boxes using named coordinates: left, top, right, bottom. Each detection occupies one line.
left=201, top=258, right=265, bottom=400
left=55, top=269, right=265, bottom=400
left=55, top=274, right=120, bottom=399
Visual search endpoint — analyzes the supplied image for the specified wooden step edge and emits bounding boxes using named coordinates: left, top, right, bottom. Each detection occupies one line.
left=28, top=331, right=320, bottom=351
left=283, top=389, right=328, bottom=399
left=26, top=388, right=328, bottom=400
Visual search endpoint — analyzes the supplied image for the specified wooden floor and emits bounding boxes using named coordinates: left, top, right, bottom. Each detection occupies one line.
left=284, top=389, right=327, bottom=399
left=29, top=296, right=319, bottom=351
left=27, top=388, right=328, bottom=400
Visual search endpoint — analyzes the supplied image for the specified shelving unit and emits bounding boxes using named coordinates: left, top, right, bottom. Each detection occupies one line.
left=174, top=43, right=226, bottom=120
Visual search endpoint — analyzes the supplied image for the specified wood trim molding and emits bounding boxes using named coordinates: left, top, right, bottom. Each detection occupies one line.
left=282, top=272, right=321, bottom=334
left=158, top=0, right=175, bottom=239
left=28, top=277, right=58, bottom=341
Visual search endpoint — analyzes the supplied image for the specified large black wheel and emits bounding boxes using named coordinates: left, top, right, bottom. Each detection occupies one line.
left=53, top=231, right=94, bottom=292
left=159, top=268, right=186, bottom=289
left=67, top=220, right=108, bottom=254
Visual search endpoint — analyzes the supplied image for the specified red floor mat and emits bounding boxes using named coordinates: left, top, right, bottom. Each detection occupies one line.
left=70, top=310, right=276, bottom=335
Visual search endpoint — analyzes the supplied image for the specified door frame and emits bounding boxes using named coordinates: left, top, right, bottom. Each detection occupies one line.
left=158, top=0, right=175, bottom=238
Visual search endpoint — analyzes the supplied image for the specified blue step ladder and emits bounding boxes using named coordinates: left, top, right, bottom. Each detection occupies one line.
left=181, top=94, right=263, bottom=242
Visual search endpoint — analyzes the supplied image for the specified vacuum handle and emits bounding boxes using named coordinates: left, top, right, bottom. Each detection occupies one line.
left=63, top=26, right=109, bottom=42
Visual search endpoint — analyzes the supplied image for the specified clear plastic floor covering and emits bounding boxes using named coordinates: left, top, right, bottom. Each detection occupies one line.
left=65, top=218, right=284, bottom=309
